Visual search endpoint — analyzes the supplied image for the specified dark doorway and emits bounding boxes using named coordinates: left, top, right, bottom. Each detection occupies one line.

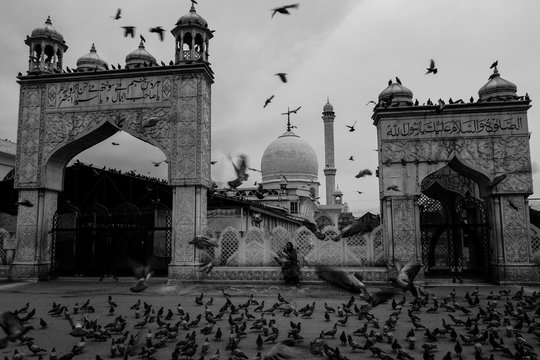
left=419, top=187, right=490, bottom=280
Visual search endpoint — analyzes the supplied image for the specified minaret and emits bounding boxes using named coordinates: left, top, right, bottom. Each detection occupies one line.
left=322, top=98, right=336, bottom=205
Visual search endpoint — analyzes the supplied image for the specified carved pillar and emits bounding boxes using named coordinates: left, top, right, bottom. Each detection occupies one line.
left=12, top=189, right=58, bottom=280
left=389, top=196, right=419, bottom=263
left=168, top=186, right=207, bottom=280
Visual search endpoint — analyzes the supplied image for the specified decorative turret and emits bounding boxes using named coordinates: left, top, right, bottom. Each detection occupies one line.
left=25, top=16, right=68, bottom=74
left=378, top=79, right=413, bottom=106
left=478, top=66, right=518, bottom=102
left=76, top=44, right=108, bottom=72
left=125, top=40, right=158, bottom=69
left=170, top=4, right=213, bottom=64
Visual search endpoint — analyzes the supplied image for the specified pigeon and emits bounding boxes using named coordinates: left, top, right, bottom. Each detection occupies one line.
left=315, top=267, right=396, bottom=308
left=16, top=199, right=34, bottom=207
left=227, top=154, right=249, bottom=188
left=345, top=121, right=357, bottom=132
left=271, top=3, right=300, bottom=18
left=396, top=77, right=402, bottom=85
left=275, top=73, right=288, bottom=83
left=111, top=142, right=119, bottom=146
left=349, top=156, right=354, bottom=161
left=425, top=59, right=437, bottom=74
left=490, top=60, right=498, bottom=69
left=189, top=235, right=218, bottom=250
left=127, top=256, right=154, bottom=293
left=355, top=169, right=373, bottom=178
left=332, top=218, right=375, bottom=242
left=151, top=161, right=162, bottom=167
left=263, top=95, right=275, bottom=108
left=121, top=26, right=136, bottom=38
left=289, top=106, right=301, bottom=114
left=0, top=312, right=34, bottom=348
left=112, top=9, right=121, bottom=20
left=388, top=260, right=422, bottom=297
left=149, top=27, right=165, bottom=41
left=387, top=185, right=400, bottom=191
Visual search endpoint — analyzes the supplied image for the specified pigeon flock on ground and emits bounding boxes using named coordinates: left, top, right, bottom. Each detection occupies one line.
left=2, top=261, right=540, bottom=360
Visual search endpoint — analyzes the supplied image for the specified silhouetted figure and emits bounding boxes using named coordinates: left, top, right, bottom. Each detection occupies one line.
left=275, top=242, right=300, bottom=287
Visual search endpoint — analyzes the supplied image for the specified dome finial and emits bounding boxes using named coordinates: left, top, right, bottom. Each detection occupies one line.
left=90, top=43, right=96, bottom=52
left=45, top=16, right=52, bottom=25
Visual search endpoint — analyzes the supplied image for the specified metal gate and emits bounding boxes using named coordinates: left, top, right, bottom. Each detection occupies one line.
left=51, top=202, right=171, bottom=277
left=419, top=193, right=490, bottom=279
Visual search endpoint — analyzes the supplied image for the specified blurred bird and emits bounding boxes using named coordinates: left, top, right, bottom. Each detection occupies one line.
left=275, top=73, right=287, bottom=83
left=349, top=156, right=354, bottom=161
left=227, top=154, right=249, bottom=188
left=388, top=260, right=422, bottom=297
left=0, top=312, right=34, bottom=348
left=490, top=60, right=498, bottom=69
left=127, top=256, right=154, bottom=293
left=121, top=26, right=136, bottom=38
left=355, top=169, right=372, bottom=178
left=345, top=121, right=357, bottom=132
left=387, top=185, right=400, bottom=191
left=289, top=106, right=301, bottom=114
left=189, top=235, right=218, bottom=250
left=151, top=161, right=162, bottom=167
left=425, top=59, right=437, bottom=74
left=149, top=26, right=165, bottom=41
left=112, top=8, right=121, bottom=20
left=16, top=199, right=34, bottom=207
left=263, top=95, right=275, bottom=108
left=271, top=3, right=299, bottom=18
left=332, top=218, right=374, bottom=242
left=111, top=142, right=119, bottom=146
left=315, top=267, right=396, bottom=308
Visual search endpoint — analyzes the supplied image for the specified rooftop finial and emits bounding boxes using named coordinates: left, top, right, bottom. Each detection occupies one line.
left=190, top=0, right=196, bottom=12
left=90, top=43, right=96, bottom=52
left=45, top=16, right=52, bottom=25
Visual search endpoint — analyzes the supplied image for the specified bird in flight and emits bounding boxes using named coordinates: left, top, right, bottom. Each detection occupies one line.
left=151, top=161, right=163, bottom=167
left=275, top=73, right=288, bottom=83
left=348, top=156, right=354, bottom=161
left=127, top=256, right=154, bottom=293
left=112, top=142, right=120, bottom=146
left=355, top=169, right=372, bottom=178
left=263, top=95, right=275, bottom=108
left=387, top=185, right=400, bottom=191
left=142, top=117, right=159, bottom=128
left=140, top=34, right=146, bottom=43
left=227, top=154, right=249, bottom=189
left=316, top=267, right=397, bottom=309
left=289, top=106, right=301, bottom=114
left=15, top=199, right=34, bottom=207
left=149, top=26, right=165, bottom=41
left=345, top=120, right=357, bottom=132
left=388, top=260, right=422, bottom=297
left=211, top=160, right=217, bottom=165
left=112, top=8, right=121, bottom=20
left=425, top=59, right=437, bottom=74
left=271, top=3, right=299, bottom=18
left=356, top=191, right=363, bottom=194
left=122, top=26, right=136, bottom=38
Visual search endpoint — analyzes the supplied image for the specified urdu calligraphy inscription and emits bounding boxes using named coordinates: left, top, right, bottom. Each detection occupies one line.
left=385, top=117, right=524, bottom=139
left=47, top=77, right=172, bottom=108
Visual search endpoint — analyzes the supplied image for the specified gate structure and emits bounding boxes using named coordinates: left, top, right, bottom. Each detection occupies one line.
left=374, top=68, right=536, bottom=283
left=12, top=5, right=213, bottom=280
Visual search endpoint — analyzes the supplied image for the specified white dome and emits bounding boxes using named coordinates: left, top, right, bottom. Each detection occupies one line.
left=261, top=131, right=318, bottom=182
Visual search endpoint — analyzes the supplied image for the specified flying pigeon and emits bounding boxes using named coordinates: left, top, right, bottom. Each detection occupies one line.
left=263, top=95, right=275, bottom=108
left=355, top=169, right=372, bottom=178
left=149, top=26, right=165, bottom=41
left=16, top=199, right=34, bottom=207
left=189, top=235, right=219, bottom=250
left=345, top=121, right=357, bottom=132
left=275, top=73, right=288, bottom=83
left=121, top=26, right=136, bottom=38
left=388, top=260, right=422, bottom=297
left=425, top=59, right=437, bottom=74
left=112, top=8, right=121, bottom=20
left=271, top=3, right=300, bottom=18
left=227, top=154, right=249, bottom=188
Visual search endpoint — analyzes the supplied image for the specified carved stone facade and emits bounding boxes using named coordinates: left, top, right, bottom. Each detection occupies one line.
left=374, top=83, right=534, bottom=283
left=13, top=65, right=213, bottom=281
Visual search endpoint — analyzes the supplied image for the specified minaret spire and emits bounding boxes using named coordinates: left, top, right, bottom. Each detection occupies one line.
left=322, top=98, right=336, bottom=205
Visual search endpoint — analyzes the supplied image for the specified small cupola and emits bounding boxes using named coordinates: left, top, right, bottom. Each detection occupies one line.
left=170, top=4, right=213, bottom=64
left=125, top=40, right=158, bottom=69
left=76, top=44, right=108, bottom=72
left=378, top=79, right=413, bottom=106
left=25, top=16, right=68, bottom=74
left=478, top=66, right=518, bottom=102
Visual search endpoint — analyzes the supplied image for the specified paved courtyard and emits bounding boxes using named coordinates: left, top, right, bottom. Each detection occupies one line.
left=1, top=278, right=539, bottom=360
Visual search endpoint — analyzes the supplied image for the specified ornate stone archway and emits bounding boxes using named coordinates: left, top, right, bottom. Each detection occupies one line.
left=373, top=72, right=535, bottom=283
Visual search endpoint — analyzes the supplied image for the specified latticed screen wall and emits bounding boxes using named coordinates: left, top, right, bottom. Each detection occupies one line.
left=531, top=225, right=540, bottom=260
left=213, top=225, right=385, bottom=267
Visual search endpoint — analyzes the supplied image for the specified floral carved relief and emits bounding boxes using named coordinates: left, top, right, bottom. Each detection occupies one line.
left=391, top=198, right=417, bottom=261
left=501, top=196, right=528, bottom=263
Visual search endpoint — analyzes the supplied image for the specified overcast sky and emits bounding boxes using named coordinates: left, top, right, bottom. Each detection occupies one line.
left=1, top=0, right=540, bottom=216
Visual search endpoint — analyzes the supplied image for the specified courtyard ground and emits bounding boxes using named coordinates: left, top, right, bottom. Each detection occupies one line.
left=0, top=277, right=539, bottom=360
